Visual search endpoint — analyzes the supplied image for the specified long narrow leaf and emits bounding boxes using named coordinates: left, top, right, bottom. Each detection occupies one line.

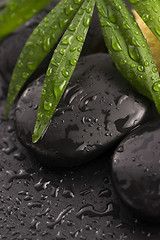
left=128, top=0, right=160, bottom=41
left=5, top=0, right=86, bottom=118
left=96, top=0, right=160, bottom=113
left=0, top=0, right=52, bottom=40
left=32, top=0, right=95, bottom=143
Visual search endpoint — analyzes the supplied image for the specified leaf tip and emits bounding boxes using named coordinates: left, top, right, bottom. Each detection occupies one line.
left=32, top=132, right=40, bottom=144
left=32, top=121, right=43, bottom=143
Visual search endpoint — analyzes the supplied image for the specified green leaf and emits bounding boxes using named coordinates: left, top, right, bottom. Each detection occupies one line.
left=32, top=0, right=95, bottom=143
left=5, top=0, right=86, bottom=118
left=96, top=0, right=160, bottom=113
left=128, top=0, right=160, bottom=41
left=0, top=0, right=53, bottom=40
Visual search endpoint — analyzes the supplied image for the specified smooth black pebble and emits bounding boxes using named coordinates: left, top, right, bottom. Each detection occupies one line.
left=112, top=119, right=160, bottom=219
left=16, top=54, right=149, bottom=167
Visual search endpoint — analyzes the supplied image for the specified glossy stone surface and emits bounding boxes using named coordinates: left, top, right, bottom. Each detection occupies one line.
left=112, top=119, right=160, bottom=219
left=0, top=100, right=160, bottom=239
left=0, top=73, right=5, bottom=100
left=16, top=54, right=149, bottom=167
left=0, top=3, right=106, bottom=86
left=81, top=7, right=106, bottom=55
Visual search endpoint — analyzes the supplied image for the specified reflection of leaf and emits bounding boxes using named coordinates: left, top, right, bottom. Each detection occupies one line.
left=96, top=0, right=160, bottom=113
left=32, top=0, right=95, bottom=143
left=0, top=0, right=53, bottom=40
left=5, top=0, right=85, bottom=118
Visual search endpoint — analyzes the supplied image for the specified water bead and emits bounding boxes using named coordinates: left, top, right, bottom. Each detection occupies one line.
left=78, top=9, right=84, bottom=15
left=128, top=45, right=139, bottom=62
left=115, top=3, right=121, bottom=10
left=44, top=101, right=53, bottom=111
left=18, top=60, right=23, bottom=68
left=77, top=47, right=82, bottom=52
left=62, top=35, right=73, bottom=45
left=86, top=7, right=92, bottom=13
left=27, top=62, right=37, bottom=71
left=77, top=36, right=84, bottom=43
left=46, top=67, right=52, bottom=77
left=142, top=14, right=150, bottom=22
left=59, top=19, right=69, bottom=29
left=101, top=21, right=111, bottom=27
left=153, top=81, right=160, bottom=92
left=122, top=21, right=130, bottom=29
left=138, top=65, right=144, bottom=72
left=33, top=29, right=39, bottom=35
left=152, top=67, right=158, bottom=73
left=22, top=72, right=29, bottom=79
left=83, top=16, right=91, bottom=27
left=144, top=60, right=149, bottom=67
left=120, top=59, right=127, bottom=65
left=44, top=17, right=49, bottom=23
left=155, top=27, right=160, bottom=36
left=68, top=24, right=76, bottom=31
left=43, top=37, right=51, bottom=52
left=70, top=47, right=77, bottom=52
left=109, top=14, right=117, bottom=24
left=111, top=37, right=122, bottom=52
left=51, top=25, right=58, bottom=30
left=65, top=5, right=74, bottom=15
left=132, top=37, right=140, bottom=46
left=51, top=60, right=59, bottom=67
left=41, top=89, right=46, bottom=95
left=60, top=49, right=65, bottom=55
left=70, top=59, right=77, bottom=66
left=61, top=69, right=69, bottom=78
left=74, top=0, right=82, bottom=4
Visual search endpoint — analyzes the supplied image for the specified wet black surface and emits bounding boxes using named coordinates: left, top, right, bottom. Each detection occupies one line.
left=0, top=100, right=160, bottom=239
left=16, top=54, right=149, bottom=167
left=0, top=1, right=160, bottom=238
left=112, top=119, right=160, bottom=219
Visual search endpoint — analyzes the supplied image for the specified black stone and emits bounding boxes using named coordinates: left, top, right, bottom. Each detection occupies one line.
left=0, top=3, right=106, bottom=86
left=1, top=111, right=160, bottom=240
left=16, top=54, right=149, bottom=167
left=81, top=7, right=107, bottom=55
left=0, top=73, right=5, bottom=100
left=112, top=119, right=160, bottom=219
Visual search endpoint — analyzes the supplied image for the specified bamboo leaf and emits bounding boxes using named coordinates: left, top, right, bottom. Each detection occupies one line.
left=0, top=0, right=53, bottom=40
left=32, top=0, right=95, bottom=143
left=128, top=0, right=160, bottom=41
left=5, top=0, right=86, bottom=118
left=96, top=0, right=160, bottom=113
